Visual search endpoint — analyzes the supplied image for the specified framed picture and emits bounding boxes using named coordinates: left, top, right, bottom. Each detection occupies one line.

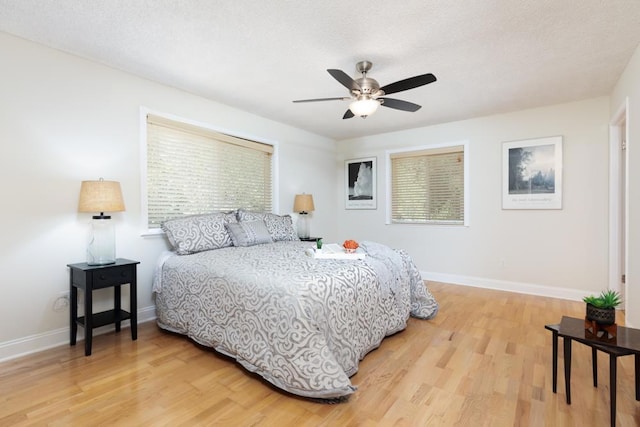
left=345, top=157, right=377, bottom=209
left=502, top=136, right=563, bottom=209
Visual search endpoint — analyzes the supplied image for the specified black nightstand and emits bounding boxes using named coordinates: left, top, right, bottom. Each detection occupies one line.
left=67, top=258, right=140, bottom=356
left=300, top=237, right=322, bottom=242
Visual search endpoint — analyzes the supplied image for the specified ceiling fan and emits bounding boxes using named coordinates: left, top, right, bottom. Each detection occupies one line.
left=293, top=60, right=437, bottom=119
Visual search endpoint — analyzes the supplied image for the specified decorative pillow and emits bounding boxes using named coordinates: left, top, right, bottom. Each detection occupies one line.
left=237, top=209, right=268, bottom=222
left=225, top=220, right=273, bottom=247
left=161, top=211, right=237, bottom=255
left=237, top=209, right=299, bottom=241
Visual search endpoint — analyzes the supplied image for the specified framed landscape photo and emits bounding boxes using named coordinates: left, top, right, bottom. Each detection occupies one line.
left=345, top=157, right=376, bottom=209
left=502, top=136, right=563, bottom=209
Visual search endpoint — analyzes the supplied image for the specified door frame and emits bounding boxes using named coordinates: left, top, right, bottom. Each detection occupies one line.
left=608, top=97, right=629, bottom=312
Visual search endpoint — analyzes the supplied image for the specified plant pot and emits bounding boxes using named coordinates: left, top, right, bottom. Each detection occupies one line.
left=585, top=303, right=616, bottom=325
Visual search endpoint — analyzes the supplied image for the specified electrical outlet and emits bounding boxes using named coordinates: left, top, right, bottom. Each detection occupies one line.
left=53, top=292, right=70, bottom=312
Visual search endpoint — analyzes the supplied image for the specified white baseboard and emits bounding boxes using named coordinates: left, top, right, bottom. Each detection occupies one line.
left=421, top=271, right=591, bottom=301
left=0, top=306, right=157, bottom=363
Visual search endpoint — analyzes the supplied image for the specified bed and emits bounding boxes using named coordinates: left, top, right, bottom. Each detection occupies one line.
left=153, top=210, right=439, bottom=399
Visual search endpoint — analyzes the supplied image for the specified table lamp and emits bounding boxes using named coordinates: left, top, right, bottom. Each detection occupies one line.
left=293, top=193, right=314, bottom=239
left=78, top=178, right=125, bottom=265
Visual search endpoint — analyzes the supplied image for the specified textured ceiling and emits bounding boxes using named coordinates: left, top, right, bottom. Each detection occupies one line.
left=1, top=1, right=640, bottom=140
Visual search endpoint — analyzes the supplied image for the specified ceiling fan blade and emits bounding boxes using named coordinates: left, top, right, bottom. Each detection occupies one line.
left=380, top=98, right=422, bottom=112
left=343, top=109, right=355, bottom=119
left=328, top=69, right=361, bottom=91
left=380, top=73, right=436, bottom=95
left=293, top=97, right=351, bottom=103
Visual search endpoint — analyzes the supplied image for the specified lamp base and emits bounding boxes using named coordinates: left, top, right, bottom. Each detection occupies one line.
left=297, top=213, right=310, bottom=239
left=87, top=217, right=116, bottom=265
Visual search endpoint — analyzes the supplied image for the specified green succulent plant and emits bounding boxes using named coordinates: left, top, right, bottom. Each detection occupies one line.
left=583, top=290, right=622, bottom=309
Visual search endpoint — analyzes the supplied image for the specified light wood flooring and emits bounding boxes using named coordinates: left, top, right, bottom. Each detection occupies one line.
left=1, top=282, right=638, bottom=426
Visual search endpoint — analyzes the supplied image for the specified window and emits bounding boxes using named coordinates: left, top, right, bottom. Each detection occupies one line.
left=144, top=113, right=274, bottom=231
left=387, top=143, right=467, bottom=225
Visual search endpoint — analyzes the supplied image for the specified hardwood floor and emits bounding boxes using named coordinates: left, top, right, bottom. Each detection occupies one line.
left=1, top=282, right=637, bottom=426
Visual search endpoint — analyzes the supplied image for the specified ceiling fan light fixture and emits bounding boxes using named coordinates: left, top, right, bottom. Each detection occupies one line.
left=293, top=62, right=436, bottom=120
left=349, top=97, right=380, bottom=118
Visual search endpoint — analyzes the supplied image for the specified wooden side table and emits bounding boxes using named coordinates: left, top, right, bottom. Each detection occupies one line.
left=67, top=258, right=140, bottom=356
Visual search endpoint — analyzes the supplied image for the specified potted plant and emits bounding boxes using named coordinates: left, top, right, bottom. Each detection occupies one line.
left=583, top=290, right=622, bottom=325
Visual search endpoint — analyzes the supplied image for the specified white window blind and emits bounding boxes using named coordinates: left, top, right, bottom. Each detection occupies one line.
left=146, top=114, right=273, bottom=229
left=390, top=145, right=464, bottom=224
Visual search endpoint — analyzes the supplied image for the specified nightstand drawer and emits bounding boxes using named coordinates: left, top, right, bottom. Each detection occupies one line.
left=92, top=265, right=134, bottom=289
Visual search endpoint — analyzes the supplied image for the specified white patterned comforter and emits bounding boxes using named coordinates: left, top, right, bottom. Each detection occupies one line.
left=153, top=241, right=438, bottom=399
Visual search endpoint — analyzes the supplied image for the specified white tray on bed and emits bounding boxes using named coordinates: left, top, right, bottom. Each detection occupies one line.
left=305, top=243, right=366, bottom=260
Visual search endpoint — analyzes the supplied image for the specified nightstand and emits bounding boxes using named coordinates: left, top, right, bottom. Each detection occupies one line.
left=67, top=258, right=140, bottom=356
left=300, top=237, right=322, bottom=242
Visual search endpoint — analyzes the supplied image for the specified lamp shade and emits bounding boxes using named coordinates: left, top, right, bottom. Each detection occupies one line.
left=293, top=194, right=315, bottom=214
left=78, top=179, right=125, bottom=214
left=349, top=98, right=380, bottom=117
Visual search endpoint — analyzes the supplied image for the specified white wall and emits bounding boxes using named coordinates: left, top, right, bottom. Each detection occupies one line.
left=336, top=97, right=611, bottom=299
left=0, top=32, right=336, bottom=359
left=1, top=28, right=634, bottom=359
left=611, top=42, right=640, bottom=327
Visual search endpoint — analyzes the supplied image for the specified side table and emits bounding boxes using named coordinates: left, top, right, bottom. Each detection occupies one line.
left=300, top=237, right=322, bottom=242
left=546, top=316, right=640, bottom=427
left=67, top=258, right=140, bottom=356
